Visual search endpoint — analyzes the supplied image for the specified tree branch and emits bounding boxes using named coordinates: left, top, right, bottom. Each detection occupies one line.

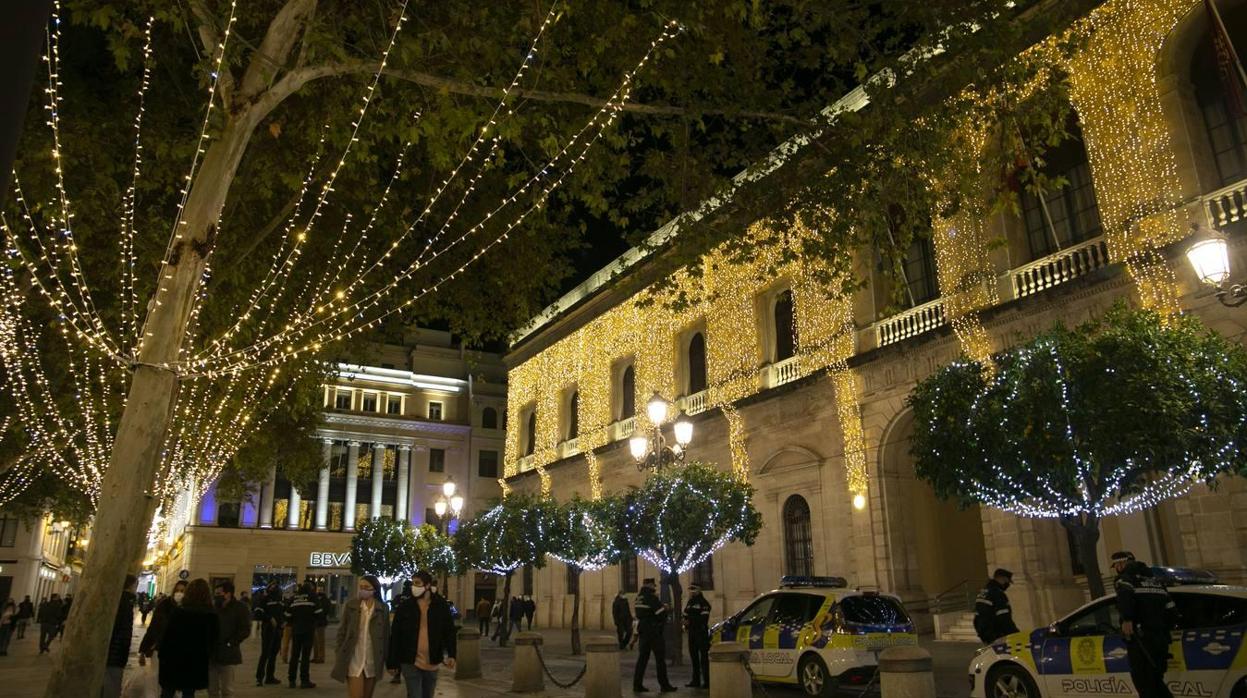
left=238, top=0, right=318, bottom=102
left=189, top=0, right=235, bottom=112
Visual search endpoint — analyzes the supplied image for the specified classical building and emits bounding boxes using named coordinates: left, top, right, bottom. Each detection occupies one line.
left=502, top=0, right=1247, bottom=639
left=152, top=328, right=506, bottom=606
left=0, top=513, right=82, bottom=604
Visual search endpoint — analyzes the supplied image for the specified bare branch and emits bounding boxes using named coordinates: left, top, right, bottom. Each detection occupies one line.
left=189, top=0, right=236, bottom=111
left=238, top=0, right=318, bottom=101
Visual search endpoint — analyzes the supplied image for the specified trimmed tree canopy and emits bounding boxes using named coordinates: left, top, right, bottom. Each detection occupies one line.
left=549, top=495, right=623, bottom=572
left=350, top=517, right=416, bottom=585
left=454, top=492, right=556, bottom=576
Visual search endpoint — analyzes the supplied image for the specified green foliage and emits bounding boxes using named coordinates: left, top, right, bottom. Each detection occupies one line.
left=453, top=492, right=557, bottom=575
left=618, top=461, right=762, bottom=574
left=908, top=305, right=1247, bottom=519
left=350, top=517, right=415, bottom=584
left=409, top=523, right=457, bottom=577
left=548, top=495, right=624, bottom=572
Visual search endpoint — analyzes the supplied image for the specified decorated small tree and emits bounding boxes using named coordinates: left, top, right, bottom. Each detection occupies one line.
left=618, top=461, right=763, bottom=664
left=350, top=518, right=416, bottom=594
left=455, top=493, right=556, bottom=646
left=548, top=495, right=624, bottom=654
left=909, top=306, right=1247, bottom=597
left=410, top=523, right=458, bottom=578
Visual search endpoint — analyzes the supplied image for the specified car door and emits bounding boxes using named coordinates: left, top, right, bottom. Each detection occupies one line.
left=758, top=593, right=820, bottom=680
left=1169, top=592, right=1247, bottom=698
left=732, top=595, right=777, bottom=677
left=1040, top=599, right=1131, bottom=698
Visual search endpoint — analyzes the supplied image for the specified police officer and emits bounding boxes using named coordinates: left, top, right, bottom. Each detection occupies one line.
left=683, top=584, right=712, bottom=689
left=973, top=568, right=1019, bottom=644
left=254, top=582, right=284, bottom=686
left=1112, top=551, right=1176, bottom=698
left=633, top=577, right=677, bottom=693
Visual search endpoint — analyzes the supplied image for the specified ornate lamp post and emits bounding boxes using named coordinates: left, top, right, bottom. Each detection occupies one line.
left=431, top=477, right=463, bottom=598
left=1186, top=225, right=1247, bottom=307
left=628, top=393, right=694, bottom=472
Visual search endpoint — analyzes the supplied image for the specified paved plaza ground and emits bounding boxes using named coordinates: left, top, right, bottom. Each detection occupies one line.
left=0, top=616, right=977, bottom=697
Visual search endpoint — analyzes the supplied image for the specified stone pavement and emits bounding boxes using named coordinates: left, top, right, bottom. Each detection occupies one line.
left=0, top=615, right=976, bottom=697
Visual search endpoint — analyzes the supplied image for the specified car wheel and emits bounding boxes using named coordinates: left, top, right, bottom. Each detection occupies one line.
left=798, top=654, right=836, bottom=697
left=987, top=664, right=1040, bottom=698
left=1231, top=677, right=1247, bottom=698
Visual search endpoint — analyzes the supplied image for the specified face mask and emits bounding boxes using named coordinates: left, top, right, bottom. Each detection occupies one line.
left=411, top=585, right=426, bottom=598
left=173, top=592, right=185, bottom=603
left=358, top=589, right=373, bottom=600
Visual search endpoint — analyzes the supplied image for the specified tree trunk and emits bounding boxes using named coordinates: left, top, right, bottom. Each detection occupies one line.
left=570, top=566, right=582, bottom=655
left=43, top=116, right=260, bottom=697
left=665, top=570, right=684, bottom=666
left=499, top=571, right=513, bottom=647
left=1063, top=515, right=1106, bottom=599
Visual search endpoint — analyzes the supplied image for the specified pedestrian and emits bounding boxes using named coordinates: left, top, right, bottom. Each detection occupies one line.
left=16, top=596, right=33, bottom=639
left=0, top=598, right=16, bottom=656
left=397, top=581, right=413, bottom=606
left=633, top=578, right=676, bottom=693
left=332, top=575, right=390, bottom=698
left=313, top=585, right=331, bottom=664
left=58, top=593, right=73, bottom=638
left=489, top=600, right=502, bottom=642
left=1112, top=551, right=1176, bottom=698
left=36, top=593, right=63, bottom=654
left=253, top=582, right=284, bottom=686
left=684, top=584, right=711, bottom=689
left=285, top=582, right=321, bottom=689
left=508, top=595, right=524, bottom=638
left=475, top=597, right=492, bottom=637
left=141, top=595, right=153, bottom=625
left=523, top=595, right=535, bottom=630
left=387, top=570, right=457, bottom=698
left=157, top=578, right=218, bottom=698
left=208, top=580, right=250, bottom=698
left=140, top=580, right=187, bottom=665
left=101, top=575, right=138, bottom=698
left=973, top=568, right=1019, bottom=644
left=612, top=590, right=633, bottom=649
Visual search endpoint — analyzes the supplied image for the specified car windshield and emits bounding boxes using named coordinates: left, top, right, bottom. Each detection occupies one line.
left=839, top=595, right=910, bottom=627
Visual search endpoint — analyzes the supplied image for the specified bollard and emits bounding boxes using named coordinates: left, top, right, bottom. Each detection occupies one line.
left=584, top=637, right=622, bottom=698
left=455, top=627, right=482, bottom=680
left=879, top=645, right=936, bottom=698
left=709, top=641, right=752, bottom=698
left=511, top=632, right=545, bottom=693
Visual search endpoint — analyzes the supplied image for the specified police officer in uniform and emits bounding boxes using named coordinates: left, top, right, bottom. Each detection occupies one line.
left=633, top=578, right=677, bottom=693
left=973, top=568, right=1019, bottom=644
left=1112, top=551, right=1176, bottom=698
left=683, top=584, right=711, bottom=689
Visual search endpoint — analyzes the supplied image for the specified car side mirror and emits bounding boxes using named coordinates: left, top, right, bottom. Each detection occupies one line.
left=1045, top=623, right=1061, bottom=638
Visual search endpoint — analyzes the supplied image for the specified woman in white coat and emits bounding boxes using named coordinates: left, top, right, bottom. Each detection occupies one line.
left=331, top=575, right=390, bottom=698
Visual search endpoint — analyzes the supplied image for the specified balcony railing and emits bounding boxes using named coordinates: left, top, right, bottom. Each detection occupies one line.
left=874, top=297, right=947, bottom=348
left=517, top=454, right=535, bottom=472
left=761, top=356, right=802, bottom=389
left=560, top=437, right=580, bottom=458
left=1204, top=176, right=1247, bottom=228
left=1011, top=235, right=1109, bottom=299
left=677, top=390, right=709, bottom=416
left=610, top=416, right=636, bottom=442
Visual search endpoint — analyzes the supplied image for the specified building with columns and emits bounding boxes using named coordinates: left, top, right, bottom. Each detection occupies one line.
left=502, top=0, right=1247, bottom=639
left=154, top=328, right=505, bottom=606
left=0, top=513, right=82, bottom=605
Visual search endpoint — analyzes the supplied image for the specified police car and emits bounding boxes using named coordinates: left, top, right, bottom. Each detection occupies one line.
left=710, top=576, right=918, bottom=696
left=969, top=569, right=1247, bottom=698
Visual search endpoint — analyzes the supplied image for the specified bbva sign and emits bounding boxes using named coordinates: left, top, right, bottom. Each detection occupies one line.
left=308, top=551, right=352, bottom=568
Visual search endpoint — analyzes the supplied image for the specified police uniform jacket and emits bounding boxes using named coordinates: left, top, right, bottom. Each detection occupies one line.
left=285, top=592, right=323, bottom=635
left=974, top=579, right=1019, bottom=643
left=683, top=594, right=712, bottom=636
left=634, top=588, right=668, bottom=637
left=1115, top=561, right=1175, bottom=634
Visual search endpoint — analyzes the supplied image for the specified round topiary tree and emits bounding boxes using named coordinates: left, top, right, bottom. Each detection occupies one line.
left=548, top=494, right=624, bottom=654
left=908, top=305, right=1247, bottom=597
left=350, top=517, right=416, bottom=594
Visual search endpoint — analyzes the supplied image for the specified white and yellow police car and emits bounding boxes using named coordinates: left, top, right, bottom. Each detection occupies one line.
left=969, top=569, right=1247, bottom=698
left=710, top=576, right=918, bottom=697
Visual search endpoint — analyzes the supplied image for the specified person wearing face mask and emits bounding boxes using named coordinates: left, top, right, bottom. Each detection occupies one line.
left=139, top=580, right=188, bottom=662
left=973, top=568, right=1019, bottom=644
left=101, top=575, right=137, bottom=698
left=332, top=575, right=390, bottom=698
left=387, top=571, right=457, bottom=698
left=285, top=582, right=322, bottom=688
left=208, top=581, right=251, bottom=698
left=633, top=578, right=677, bottom=693
left=254, top=582, right=285, bottom=687
left=683, top=584, right=712, bottom=689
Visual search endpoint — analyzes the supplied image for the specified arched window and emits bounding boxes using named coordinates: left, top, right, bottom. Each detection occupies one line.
left=1019, top=120, right=1102, bottom=261
left=619, top=364, right=636, bottom=419
left=567, top=391, right=579, bottom=439
left=525, top=411, right=537, bottom=456
left=773, top=290, right=797, bottom=362
left=783, top=494, right=814, bottom=577
left=687, top=332, right=708, bottom=394
left=482, top=407, right=498, bottom=430
left=1193, top=5, right=1247, bottom=187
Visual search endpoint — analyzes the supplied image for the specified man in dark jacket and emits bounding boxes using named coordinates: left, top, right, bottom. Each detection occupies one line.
left=388, top=570, right=457, bottom=698
left=284, top=582, right=321, bottom=689
left=58, top=593, right=72, bottom=638
left=36, top=593, right=63, bottom=654
left=612, top=590, right=633, bottom=649
left=523, top=595, right=536, bottom=630
left=684, top=584, right=712, bottom=689
left=974, top=568, right=1019, bottom=644
left=508, top=595, right=525, bottom=638
left=1112, top=551, right=1176, bottom=698
left=633, top=578, right=676, bottom=693
left=16, top=596, right=32, bottom=639
left=101, top=575, right=137, bottom=698
left=254, top=582, right=284, bottom=686
left=209, top=580, right=251, bottom=698
left=312, top=584, right=331, bottom=664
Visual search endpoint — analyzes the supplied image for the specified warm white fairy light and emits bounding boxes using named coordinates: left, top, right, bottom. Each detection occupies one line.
left=120, top=16, right=156, bottom=348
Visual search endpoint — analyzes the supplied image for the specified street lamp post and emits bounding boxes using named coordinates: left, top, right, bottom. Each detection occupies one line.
left=432, top=478, right=464, bottom=598
left=629, top=393, right=694, bottom=472
left=1186, top=224, right=1247, bottom=307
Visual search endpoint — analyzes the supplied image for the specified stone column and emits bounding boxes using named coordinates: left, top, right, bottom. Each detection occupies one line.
left=584, top=638, right=622, bottom=698
left=370, top=445, right=385, bottom=519
left=396, top=446, right=411, bottom=522
left=454, top=628, right=482, bottom=680
left=344, top=441, right=360, bottom=532
left=315, top=438, right=332, bottom=531
left=511, top=633, right=544, bottom=692
left=287, top=483, right=302, bottom=530
left=259, top=465, right=277, bottom=529
left=410, top=446, right=428, bottom=525
left=879, top=646, right=936, bottom=698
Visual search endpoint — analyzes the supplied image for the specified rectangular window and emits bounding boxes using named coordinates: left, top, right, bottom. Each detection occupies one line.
left=900, top=237, right=939, bottom=307
left=429, top=448, right=445, bottom=473
left=478, top=450, right=499, bottom=478
left=692, top=556, right=715, bottom=591
left=386, top=396, right=402, bottom=415
left=361, top=393, right=378, bottom=412
left=428, top=402, right=443, bottom=421
left=334, top=390, right=352, bottom=409
left=0, top=517, right=18, bottom=547
left=620, top=555, right=638, bottom=593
